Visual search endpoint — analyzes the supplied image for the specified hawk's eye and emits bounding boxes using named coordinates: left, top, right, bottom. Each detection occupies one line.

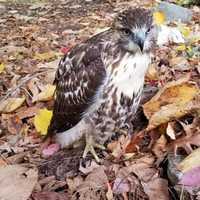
left=146, top=27, right=151, bottom=35
left=122, top=28, right=131, bottom=36
left=146, top=25, right=154, bottom=35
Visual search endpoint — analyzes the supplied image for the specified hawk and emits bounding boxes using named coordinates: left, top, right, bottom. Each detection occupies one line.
left=46, top=8, right=157, bottom=161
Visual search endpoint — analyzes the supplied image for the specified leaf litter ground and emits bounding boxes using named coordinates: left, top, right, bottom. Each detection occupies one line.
left=0, top=0, right=200, bottom=200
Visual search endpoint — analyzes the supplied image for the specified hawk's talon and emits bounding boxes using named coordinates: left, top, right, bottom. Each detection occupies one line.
left=83, top=135, right=105, bottom=163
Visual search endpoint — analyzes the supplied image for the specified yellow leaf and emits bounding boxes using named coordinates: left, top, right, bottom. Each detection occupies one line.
left=178, top=148, right=200, bottom=173
left=143, top=76, right=199, bottom=130
left=0, top=97, right=25, bottom=113
left=153, top=11, right=166, bottom=25
left=178, top=25, right=191, bottom=38
left=34, top=108, right=52, bottom=135
left=34, top=51, right=57, bottom=61
left=0, top=63, right=5, bottom=74
left=175, top=44, right=186, bottom=51
left=32, top=84, right=56, bottom=103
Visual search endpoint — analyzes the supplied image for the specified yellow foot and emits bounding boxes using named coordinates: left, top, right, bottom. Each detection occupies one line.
left=82, top=135, right=105, bottom=163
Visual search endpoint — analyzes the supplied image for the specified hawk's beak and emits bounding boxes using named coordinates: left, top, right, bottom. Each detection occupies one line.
left=134, top=35, right=144, bottom=52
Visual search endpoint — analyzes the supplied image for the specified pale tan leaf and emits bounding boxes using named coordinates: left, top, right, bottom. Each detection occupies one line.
left=178, top=148, right=200, bottom=173
left=0, top=97, right=25, bottom=113
left=166, top=123, right=176, bottom=140
left=146, top=64, right=158, bottom=80
left=32, top=84, right=55, bottom=102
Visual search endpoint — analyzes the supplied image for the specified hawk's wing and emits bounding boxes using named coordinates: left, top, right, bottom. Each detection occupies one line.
left=47, top=43, right=106, bottom=136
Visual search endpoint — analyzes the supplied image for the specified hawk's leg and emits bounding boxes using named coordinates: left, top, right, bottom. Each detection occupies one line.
left=83, top=134, right=105, bottom=163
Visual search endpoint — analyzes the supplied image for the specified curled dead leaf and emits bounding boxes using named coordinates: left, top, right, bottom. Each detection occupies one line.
left=143, top=77, right=199, bottom=130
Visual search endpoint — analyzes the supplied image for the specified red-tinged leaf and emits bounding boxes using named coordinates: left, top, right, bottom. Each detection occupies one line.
left=60, top=46, right=70, bottom=54
left=42, top=143, right=60, bottom=157
left=179, top=166, right=200, bottom=187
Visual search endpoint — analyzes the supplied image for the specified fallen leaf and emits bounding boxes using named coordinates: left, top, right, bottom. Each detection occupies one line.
left=175, top=44, right=186, bottom=51
left=153, top=11, right=165, bottom=25
left=170, top=56, right=190, bottom=70
left=107, top=135, right=130, bottom=159
left=152, top=134, right=167, bottom=159
left=34, top=51, right=57, bottom=61
left=32, top=84, right=56, bottom=102
left=7, top=115, right=23, bottom=134
left=42, top=143, right=60, bottom=157
left=0, top=97, right=26, bottom=113
left=178, top=148, right=200, bottom=173
left=142, top=178, right=169, bottom=200
left=73, top=166, right=108, bottom=200
left=16, top=105, right=41, bottom=119
left=0, top=63, right=5, bottom=73
left=166, top=123, right=176, bottom=140
left=146, top=64, right=158, bottom=81
left=179, top=166, right=200, bottom=187
left=170, top=132, right=200, bottom=155
left=178, top=25, right=191, bottom=38
left=0, top=165, right=38, bottom=200
left=60, top=46, right=70, bottom=54
left=34, top=108, right=53, bottom=135
left=32, top=192, right=69, bottom=200
left=143, top=77, right=199, bottom=130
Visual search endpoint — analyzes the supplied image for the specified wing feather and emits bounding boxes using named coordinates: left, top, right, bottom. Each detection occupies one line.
left=47, top=43, right=106, bottom=136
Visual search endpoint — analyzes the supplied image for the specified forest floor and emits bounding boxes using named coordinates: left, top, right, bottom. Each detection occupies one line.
left=0, top=0, right=200, bottom=199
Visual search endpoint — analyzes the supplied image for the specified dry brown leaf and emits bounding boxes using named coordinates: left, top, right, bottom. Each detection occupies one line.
left=0, top=97, right=25, bottom=113
left=143, top=77, right=199, bottom=130
left=32, top=192, right=69, bottom=200
left=107, top=135, right=130, bottom=159
left=113, top=154, right=158, bottom=199
left=0, top=165, right=38, bottom=200
left=16, top=105, right=41, bottom=119
left=142, top=178, right=169, bottom=200
left=152, top=134, right=167, bottom=159
left=170, top=56, right=190, bottom=70
left=71, top=166, right=108, bottom=200
left=128, top=155, right=156, bottom=182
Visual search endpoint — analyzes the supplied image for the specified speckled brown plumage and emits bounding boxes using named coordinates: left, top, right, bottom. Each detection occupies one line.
left=46, top=8, right=157, bottom=160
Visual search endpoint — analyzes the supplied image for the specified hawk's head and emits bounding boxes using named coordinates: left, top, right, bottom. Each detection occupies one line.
left=112, top=8, right=157, bottom=54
